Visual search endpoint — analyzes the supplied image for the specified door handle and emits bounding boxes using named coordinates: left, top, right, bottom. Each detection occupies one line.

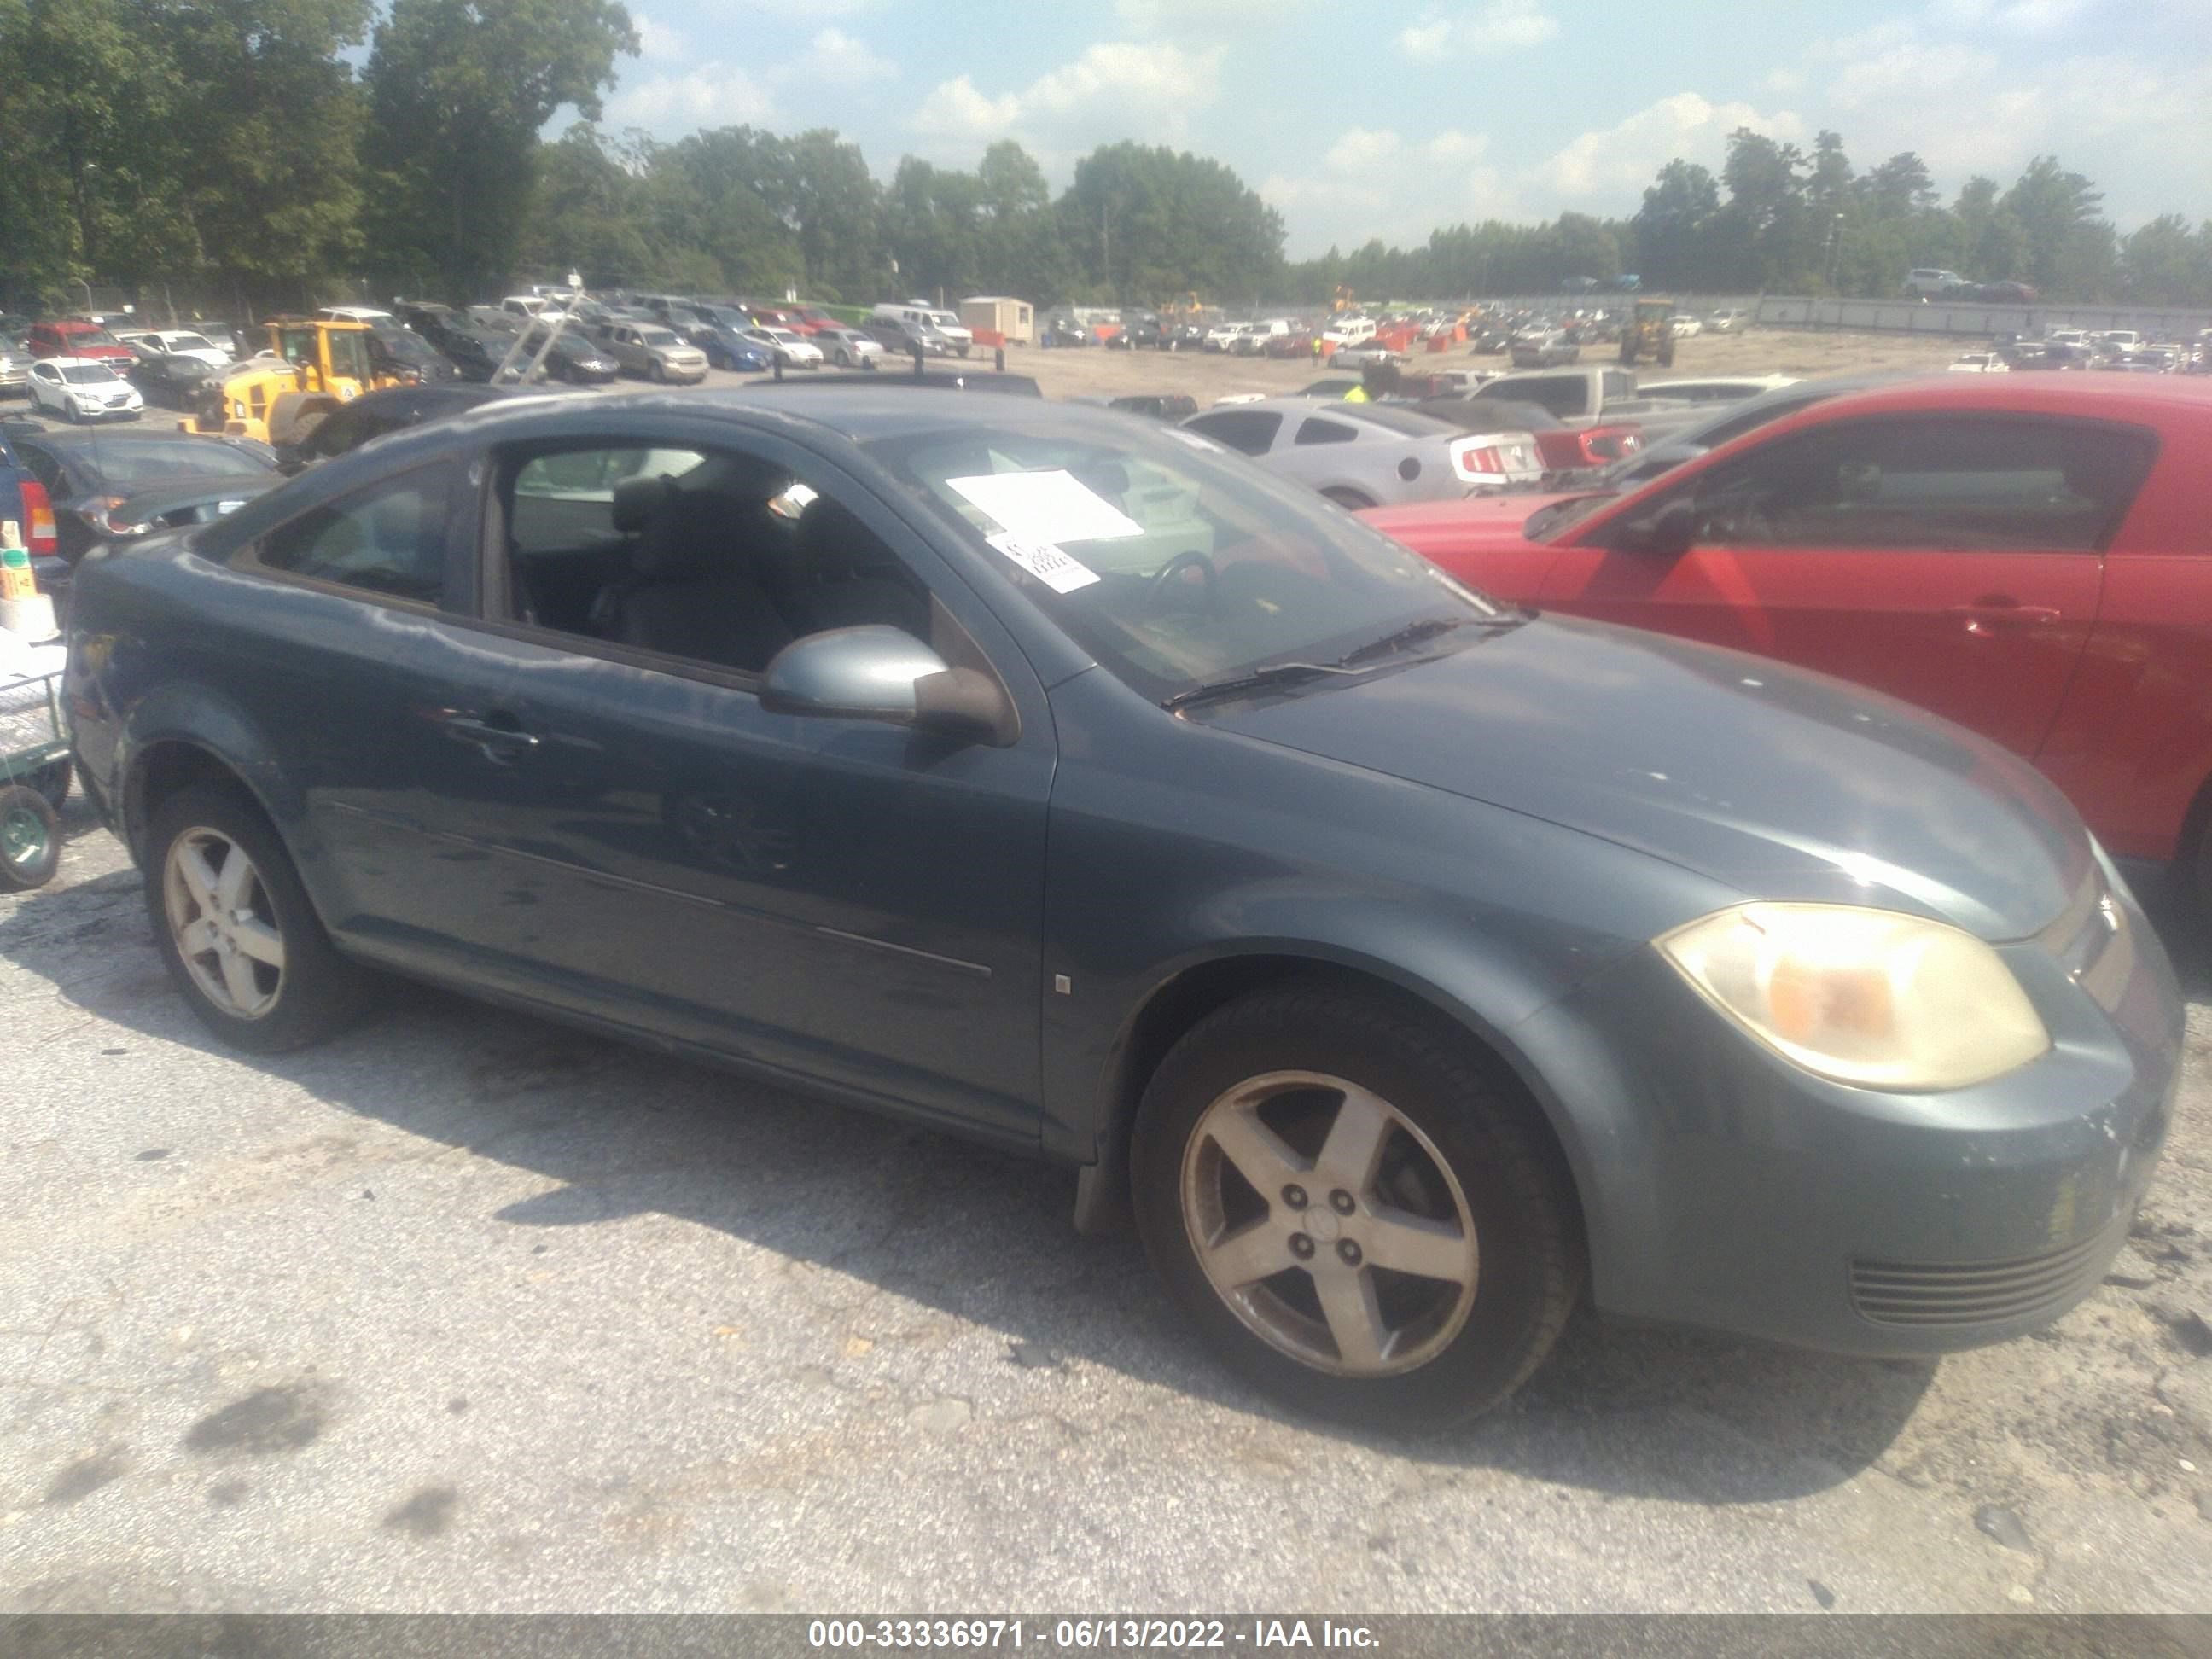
left=437, top=711, right=540, bottom=757
left=1946, top=602, right=2062, bottom=632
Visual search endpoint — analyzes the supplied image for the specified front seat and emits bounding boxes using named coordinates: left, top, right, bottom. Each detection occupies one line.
left=593, top=488, right=796, bottom=673
left=788, top=496, right=930, bottom=638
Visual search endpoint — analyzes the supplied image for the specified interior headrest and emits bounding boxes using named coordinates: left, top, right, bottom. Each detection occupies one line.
left=634, top=489, right=744, bottom=579
left=612, top=474, right=675, bottom=533
left=795, top=495, right=871, bottom=577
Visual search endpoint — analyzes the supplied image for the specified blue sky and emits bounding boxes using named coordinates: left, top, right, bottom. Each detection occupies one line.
left=585, top=0, right=2212, bottom=257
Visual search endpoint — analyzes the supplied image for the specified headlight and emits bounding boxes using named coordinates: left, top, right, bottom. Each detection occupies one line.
left=1656, top=903, right=2048, bottom=1091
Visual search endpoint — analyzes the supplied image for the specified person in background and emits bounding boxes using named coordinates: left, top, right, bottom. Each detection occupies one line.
left=1343, top=360, right=1400, bottom=403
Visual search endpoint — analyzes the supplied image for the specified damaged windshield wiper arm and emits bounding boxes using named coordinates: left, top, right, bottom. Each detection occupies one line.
left=1331, top=611, right=1523, bottom=669
left=1160, top=661, right=1365, bottom=712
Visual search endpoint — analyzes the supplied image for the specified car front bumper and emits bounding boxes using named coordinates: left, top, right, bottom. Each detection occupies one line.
left=1516, top=863, right=2180, bottom=1356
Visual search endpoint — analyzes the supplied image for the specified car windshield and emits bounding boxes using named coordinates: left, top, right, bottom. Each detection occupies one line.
left=61, top=364, right=121, bottom=384
left=864, top=416, right=1505, bottom=703
left=68, top=327, right=121, bottom=346
left=70, top=439, right=271, bottom=484
left=1524, top=492, right=1620, bottom=539
left=765, top=329, right=800, bottom=343
left=167, top=333, right=218, bottom=352
left=639, top=329, right=678, bottom=346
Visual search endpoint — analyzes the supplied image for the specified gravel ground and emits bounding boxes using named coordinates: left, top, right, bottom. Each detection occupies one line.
left=2, top=790, right=2209, bottom=1616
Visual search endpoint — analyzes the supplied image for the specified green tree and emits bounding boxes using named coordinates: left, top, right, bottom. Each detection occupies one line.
left=363, top=0, right=637, bottom=299
left=1631, top=160, right=1720, bottom=289
left=2001, top=155, right=2111, bottom=297
left=160, top=0, right=375, bottom=304
left=1057, top=142, right=1283, bottom=305
left=2120, top=214, right=2212, bottom=306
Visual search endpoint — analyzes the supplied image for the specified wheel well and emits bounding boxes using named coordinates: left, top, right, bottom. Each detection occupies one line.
left=1085, top=956, right=1585, bottom=1247
left=127, top=742, right=247, bottom=859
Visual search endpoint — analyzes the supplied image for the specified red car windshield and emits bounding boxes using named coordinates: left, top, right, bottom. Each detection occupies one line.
left=65, top=326, right=121, bottom=347
left=1523, top=492, right=1620, bottom=540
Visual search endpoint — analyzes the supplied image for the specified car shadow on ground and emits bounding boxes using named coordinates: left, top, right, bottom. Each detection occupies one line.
left=4, top=818, right=1947, bottom=1505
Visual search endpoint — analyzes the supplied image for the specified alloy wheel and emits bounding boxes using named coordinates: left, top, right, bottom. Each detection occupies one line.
left=163, top=827, right=286, bottom=1019
left=1180, top=1070, right=1479, bottom=1377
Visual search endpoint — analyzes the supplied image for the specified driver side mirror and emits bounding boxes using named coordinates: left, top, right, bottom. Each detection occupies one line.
left=1614, top=498, right=1697, bottom=559
left=760, top=626, right=1014, bottom=746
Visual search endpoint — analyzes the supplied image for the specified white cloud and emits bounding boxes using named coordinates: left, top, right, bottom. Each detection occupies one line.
left=1396, top=0, right=1559, bottom=61
left=1115, top=0, right=1296, bottom=30
left=784, top=26, right=897, bottom=87
left=632, top=11, right=688, bottom=60
left=1778, top=8, right=2209, bottom=228
left=1823, top=38, right=2000, bottom=108
left=1268, top=125, right=1520, bottom=253
left=1930, top=0, right=2093, bottom=32
left=911, top=42, right=1222, bottom=149
left=604, top=64, right=777, bottom=131
left=1324, top=128, right=1402, bottom=172
left=1765, top=67, right=1804, bottom=91
left=1542, top=93, right=1802, bottom=197
left=911, top=76, right=1022, bottom=140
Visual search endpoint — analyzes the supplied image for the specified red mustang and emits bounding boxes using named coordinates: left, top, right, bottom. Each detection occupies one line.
left=1363, top=375, right=2212, bottom=895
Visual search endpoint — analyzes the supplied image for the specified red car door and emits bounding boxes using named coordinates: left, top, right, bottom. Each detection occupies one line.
left=1538, top=413, right=2141, bottom=760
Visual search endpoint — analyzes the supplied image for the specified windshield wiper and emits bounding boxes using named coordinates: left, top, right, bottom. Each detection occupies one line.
left=1161, top=660, right=1365, bottom=712
left=1332, top=615, right=1471, bottom=667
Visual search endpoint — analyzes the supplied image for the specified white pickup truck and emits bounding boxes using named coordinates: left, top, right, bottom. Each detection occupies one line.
left=1463, top=366, right=1712, bottom=446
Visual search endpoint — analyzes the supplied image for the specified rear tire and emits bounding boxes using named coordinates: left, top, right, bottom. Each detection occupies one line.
left=143, top=782, right=373, bottom=1052
left=1131, top=982, right=1583, bottom=1431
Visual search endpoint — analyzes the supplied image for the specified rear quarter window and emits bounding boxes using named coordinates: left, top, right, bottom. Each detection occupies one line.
left=1185, top=410, right=1284, bottom=456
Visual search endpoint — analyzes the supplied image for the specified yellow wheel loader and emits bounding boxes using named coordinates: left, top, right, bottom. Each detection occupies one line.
left=188, top=318, right=398, bottom=447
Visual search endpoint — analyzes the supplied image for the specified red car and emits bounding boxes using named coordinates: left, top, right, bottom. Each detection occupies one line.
left=1363, top=375, right=2212, bottom=894
left=26, top=319, right=134, bottom=364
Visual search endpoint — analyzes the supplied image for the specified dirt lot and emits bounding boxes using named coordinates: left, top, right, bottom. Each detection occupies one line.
left=998, top=326, right=1974, bottom=405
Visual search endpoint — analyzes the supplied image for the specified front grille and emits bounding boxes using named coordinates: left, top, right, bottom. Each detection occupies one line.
left=1850, top=1231, right=2114, bottom=1328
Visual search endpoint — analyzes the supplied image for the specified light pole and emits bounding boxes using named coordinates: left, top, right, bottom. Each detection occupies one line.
left=1825, top=212, right=1845, bottom=291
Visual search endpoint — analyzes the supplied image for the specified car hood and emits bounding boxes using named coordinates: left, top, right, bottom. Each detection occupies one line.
left=1207, top=614, right=2090, bottom=940
left=1360, top=493, right=1582, bottom=547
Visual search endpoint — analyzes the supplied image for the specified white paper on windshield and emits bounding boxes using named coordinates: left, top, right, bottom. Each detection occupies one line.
left=947, top=469, right=1144, bottom=544
left=986, top=532, right=1101, bottom=594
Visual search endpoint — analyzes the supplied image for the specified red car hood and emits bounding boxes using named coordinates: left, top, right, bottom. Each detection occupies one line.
left=1359, top=491, right=1592, bottom=549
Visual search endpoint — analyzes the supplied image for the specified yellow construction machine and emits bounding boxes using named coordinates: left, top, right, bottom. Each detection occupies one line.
left=187, top=317, right=398, bottom=446
left=1616, top=297, right=1678, bottom=369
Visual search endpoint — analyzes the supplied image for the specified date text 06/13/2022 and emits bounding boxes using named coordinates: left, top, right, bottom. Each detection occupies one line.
left=805, top=1619, right=1381, bottom=1650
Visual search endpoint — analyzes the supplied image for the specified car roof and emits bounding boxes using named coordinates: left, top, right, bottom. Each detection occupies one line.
left=1764, top=372, right=2212, bottom=428
left=1189, top=398, right=1454, bottom=436
left=339, top=385, right=1164, bottom=463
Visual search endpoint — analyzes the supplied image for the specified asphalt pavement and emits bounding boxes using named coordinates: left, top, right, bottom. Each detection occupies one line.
left=3, top=791, right=2210, bottom=1616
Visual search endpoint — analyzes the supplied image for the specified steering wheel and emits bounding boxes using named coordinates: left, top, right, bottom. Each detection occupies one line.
left=1145, top=550, right=1220, bottom=614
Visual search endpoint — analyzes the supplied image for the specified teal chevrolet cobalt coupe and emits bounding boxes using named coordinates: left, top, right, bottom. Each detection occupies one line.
left=64, top=386, right=2179, bottom=1429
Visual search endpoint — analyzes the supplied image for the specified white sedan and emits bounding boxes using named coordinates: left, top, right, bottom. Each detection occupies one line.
left=26, top=357, right=144, bottom=422
left=742, top=327, right=824, bottom=370
left=1947, top=352, right=2011, bottom=374
left=143, top=329, right=233, bottom=367
left=1668, top=316, right=1703, bottom=338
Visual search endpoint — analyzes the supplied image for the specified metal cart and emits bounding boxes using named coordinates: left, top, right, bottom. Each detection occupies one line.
left=0, top=638, right=69, bottom=890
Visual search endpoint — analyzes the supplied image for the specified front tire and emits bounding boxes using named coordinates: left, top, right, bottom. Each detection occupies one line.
left=1131, top=983, right=1582, bottom=1431
left=144, top=782, right=372, bottom=1051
